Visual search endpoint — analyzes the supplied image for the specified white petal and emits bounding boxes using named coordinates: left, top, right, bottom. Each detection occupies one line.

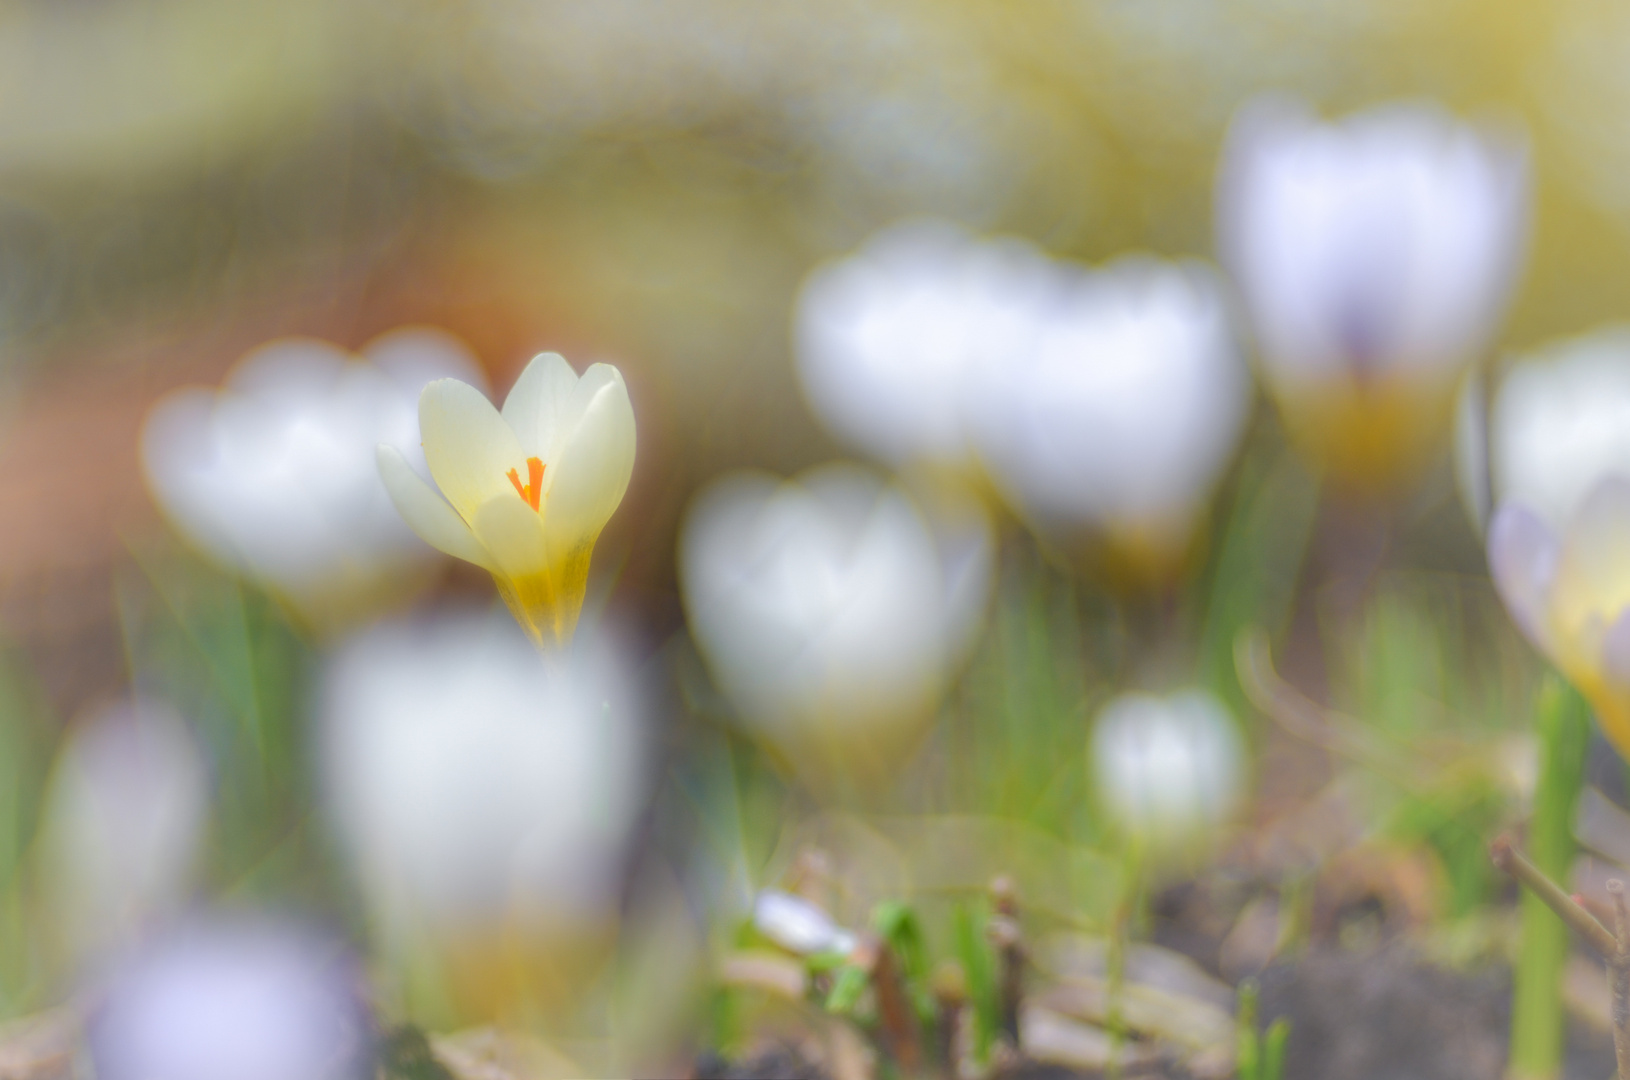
left=540, top=365, right=636, bottom=551
left=501, top=352, right=581, bottom=456
left=377, top=445, right=496, bottom=572
left=365, top=326, right=488, bottom=396
left=1487, top=501, right=1559, bottom=652
left=419, top=378, right=528, bottom=524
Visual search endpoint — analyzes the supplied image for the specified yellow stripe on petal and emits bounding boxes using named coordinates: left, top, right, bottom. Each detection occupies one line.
left=420, top=378, right=528, bottom=524
left=473, top=496, right=592, bottom=647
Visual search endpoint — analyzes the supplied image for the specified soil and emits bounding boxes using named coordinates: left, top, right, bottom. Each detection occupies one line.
left=695, top=946, right=1621, bottom=1080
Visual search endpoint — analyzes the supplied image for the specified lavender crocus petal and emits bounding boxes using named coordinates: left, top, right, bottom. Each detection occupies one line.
left=1602, top=608, right=1630, bottom=687
left=1487, top=501, right=1560, bottom=651
left=1558, top=475, right=1630, bottom=587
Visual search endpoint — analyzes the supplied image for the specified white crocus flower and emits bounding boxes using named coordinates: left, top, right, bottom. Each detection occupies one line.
left=1218, top=96, right=1529, bottom=485
left=1091, top=690, right=1246, bottom=847
left=1490, top=480, right=1630, bottom=763
left=142, top=328, right=484, bottom=632
left=377, top=352, right=636, bottom=648
left=37, top=700, right=208, bottom=968
left=87, top=916, right=373, bottom=1080
left=795, top=219, right=1058, bottom=471
left=679, top=463, right=991, bottom=794
left=1457, top=326, right=1630, bottom=535
left=752, top=890, right=856, bottom=957
left=970, top=256, right=1249, bottom=573
left=320, top=612, right=645, bottom=1019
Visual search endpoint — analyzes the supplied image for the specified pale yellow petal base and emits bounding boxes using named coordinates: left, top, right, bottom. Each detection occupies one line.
left=491, top=544, right=595, bottom=649
left=1275, top=378, right=1457, bottom=491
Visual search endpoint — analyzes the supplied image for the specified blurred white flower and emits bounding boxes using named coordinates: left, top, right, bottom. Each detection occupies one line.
left=376, top=351, right=637, bottom=649
left=319, top=611, right=645, bottom=1018
left=680, top=463, right=991, bottom=793
left=1218, top=96, right=1528, bottom=484
left=970, top=256, right=1249, bottom=568
left=795, top=219, right=1058, bottom=470
left=141, top=327, right=486, bottom=632
left=37, top=699, right=208, bottom=968
left=1091, top=689, right=1246, bottom=846
left=87, top=916, right=373, bottom=1080
left=1489, top=480, right=1630, bottom=762
left=1457, top=326, right=1630, bottom=536
left=752, top=890, right=856, bottom=957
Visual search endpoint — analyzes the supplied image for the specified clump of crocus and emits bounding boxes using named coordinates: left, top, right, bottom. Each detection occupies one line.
left=37, top=699, right=208, bottom=970
left=87, top=915, right=374, bottom=1080
left=679, top=463, right=991, bottom=796
left=142, top=328, right=484, bottom=632
left=795, top=218, right=1057, bottom=473
left=377, top=351, right=635, bottom=648
left=319, top=611, right=645, bottom=1021
left=1457, top=324, right=1630, bottom=534
left=1490, top=479, right=1630, bottom=761
left=1219, top=96, right=1528, bottom=487
left=969, top=255, right=1250, bottom=577
left=798, top=221, right=1249, bottom=583
left=1091, top=689, right=1246, bottom=851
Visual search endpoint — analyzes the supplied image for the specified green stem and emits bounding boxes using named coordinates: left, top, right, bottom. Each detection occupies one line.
left=1508, top=676, right=1591, bottom=1080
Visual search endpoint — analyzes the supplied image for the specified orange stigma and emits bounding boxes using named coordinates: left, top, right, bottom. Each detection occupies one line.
left=506, top=456, right=546, bottom=511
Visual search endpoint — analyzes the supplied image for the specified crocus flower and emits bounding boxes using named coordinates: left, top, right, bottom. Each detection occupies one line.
left=37, top=700, right=208, bottom=968
left=377, top=352, right=635, bottom=648
left=320, top=611, right=645, bottom=1020
left=969, top=256, right=1249, bottom=574
left=142, top=328, right=484, bottom=632
left=1091, top=689, right=1246, bottom=848
left=795, top=218, right=1058, bottom=472
left=1489, top=480, right=1630, bottom=760
left=1457, top=325, right=1630, bottom=535
left=679, top=463, right=991, bottom=795
left=87, top=916, right=373, bottom=1080
left=752, top=890, right=856, bottom=957
left=1218, top=96, right=1528, bottom=485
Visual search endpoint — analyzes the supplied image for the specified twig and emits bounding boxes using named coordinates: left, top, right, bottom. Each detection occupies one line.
left=931, top=961, right=968, bottom=1080
left=1233, top=628, right=1430, bottom=784
left=1490, top=835, right=1616, bottom=955
left=853, top=933, right=921, bottom=1073
left=1611, top=880, right=1630, bottom=1080
left=988, top=877, right=1024, bottom=1044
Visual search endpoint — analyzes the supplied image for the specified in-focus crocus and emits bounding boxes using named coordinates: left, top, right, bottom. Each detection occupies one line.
left=1219, top=96, right=1528, bottom=487
left=377, top=352, right=636, bottom=647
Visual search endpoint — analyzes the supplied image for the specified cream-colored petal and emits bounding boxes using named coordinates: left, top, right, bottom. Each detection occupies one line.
left=419, top=379, right=528, bottom=523
left=540, top=366, right=636, bottom=552
left=472, top=496, right=552, bottom=581
left=501, top=352, right=580, bottom=455
left=377, top=445, right=497, bottom=572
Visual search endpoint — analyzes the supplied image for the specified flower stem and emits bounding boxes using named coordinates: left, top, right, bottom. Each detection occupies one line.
left=1507, top=677, right=1591, bottom=1080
